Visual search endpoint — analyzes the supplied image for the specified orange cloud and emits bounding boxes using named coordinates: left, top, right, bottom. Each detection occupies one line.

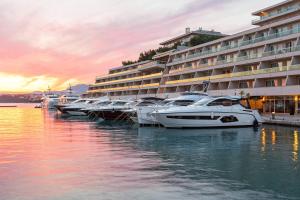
left=0, top=72, right=81, bottom=93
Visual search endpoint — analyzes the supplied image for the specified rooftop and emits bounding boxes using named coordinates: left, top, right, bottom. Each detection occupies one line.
left=252, top=0, right=296, bottom=16
left=109, top=60, right=151, bottom=71
left=159, top=28, right=227, bottom=45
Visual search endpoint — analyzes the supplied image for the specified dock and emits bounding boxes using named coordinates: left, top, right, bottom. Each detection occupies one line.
left=263, top=114, right=300, bottom=127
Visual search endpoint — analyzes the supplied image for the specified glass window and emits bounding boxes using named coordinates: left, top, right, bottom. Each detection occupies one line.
left=172, top=100, right=195, bottom=106
left=266, top=80, right=275, bottom=87
left=207, top=98, right=233, bottom=106
left=193, top=98, right=212, bottom=106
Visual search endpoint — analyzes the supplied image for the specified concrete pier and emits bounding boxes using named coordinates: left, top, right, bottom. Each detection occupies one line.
left=263, top=114, right=300, bottom=127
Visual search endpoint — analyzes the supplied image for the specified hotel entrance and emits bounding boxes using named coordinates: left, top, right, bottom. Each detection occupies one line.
left=260, top=96, right=299, bottom=114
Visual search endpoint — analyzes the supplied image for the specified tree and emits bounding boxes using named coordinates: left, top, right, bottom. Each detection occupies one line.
left=122, top=60, right=136, bottom=66
left=121, top=34, right=223, bottom=65
left=138, top=49, right=156, bottom=62
left=189, top=35, right=223, bottom=47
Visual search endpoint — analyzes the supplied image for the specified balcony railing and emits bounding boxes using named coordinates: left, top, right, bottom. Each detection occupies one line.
left=240, top=27, right=300, bottom=47
left=169, top=26, right=300, bottom=65
left=168, top=44, right=300, bottom=75
left=93, top=72, right=162, bottom=86
left=252, top=5, right=300, bottom=24
left=262, top=45, right=300, bottom=57
left=168, top=63, right=213, bottom=75
left=216, top=58, right=234, bottom=65
left=219, top=43, right=239, bottom=51
left=88, top=83, right=160, bottom=93
left=96, top=68, right=139, bottom=80
left=165, top=64, right=300, bottom=85
left=140, top=83, right=160, bottom=88
left=138, top=61, right=165, bottom=70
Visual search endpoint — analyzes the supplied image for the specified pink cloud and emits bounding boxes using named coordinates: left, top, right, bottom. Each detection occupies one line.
left=0, top=0, right=282, bottom=92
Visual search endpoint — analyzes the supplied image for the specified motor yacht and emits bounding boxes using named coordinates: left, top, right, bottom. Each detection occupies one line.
left=136, top=92, right=208, bottom=125
left=154, top=96, right=263, bottom=128
left=41, top=94, right=60, bottom=109
left=80, top=97, right=111, bottom=114
left=54, top=95, right=80, bottom=111
left=58, top=94, right=80, bottom=104
left=91, top=100, right=137, bottom=121
left=123, top=97, right=165, bottom=123
left=56, top=99, right=98, bottom=116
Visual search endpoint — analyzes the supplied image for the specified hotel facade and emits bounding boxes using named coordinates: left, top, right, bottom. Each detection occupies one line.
left=87, top=0, right=300, bottom=114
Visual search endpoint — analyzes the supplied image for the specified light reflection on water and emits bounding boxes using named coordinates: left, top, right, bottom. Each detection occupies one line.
left=0, top=105, right=299, bottom=200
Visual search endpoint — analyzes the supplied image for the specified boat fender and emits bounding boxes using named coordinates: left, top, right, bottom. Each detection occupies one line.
left=211, top=112, right=214, bottom=119
left=253, top=118, right=259, bottom=127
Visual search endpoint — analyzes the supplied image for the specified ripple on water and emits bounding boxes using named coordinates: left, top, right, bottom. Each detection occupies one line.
left=0, top=105, right=299, bottom=200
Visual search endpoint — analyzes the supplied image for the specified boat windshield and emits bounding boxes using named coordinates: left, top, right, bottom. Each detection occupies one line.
left=157, top=100, right=172, bottom=106
left=74, top=100, right=86, bottom=103
left=136, top=101, right=156, bottom=106
left=97, top=101, right=111, bottom=106
left=112, top=101, right=128, bottom=106
left=171, top=100, right=195, bottom=106
left=192, top=98, right=212, bottom=106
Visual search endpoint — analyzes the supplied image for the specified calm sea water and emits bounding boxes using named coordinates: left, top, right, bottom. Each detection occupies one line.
left=0, top=104, right=299, bottom=200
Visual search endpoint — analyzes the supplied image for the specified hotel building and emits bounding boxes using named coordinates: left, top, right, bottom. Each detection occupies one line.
left=88, top=0, right=300, bottom=114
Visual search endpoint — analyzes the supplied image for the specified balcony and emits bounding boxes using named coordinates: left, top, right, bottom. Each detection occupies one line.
left=93, top=72, right=163, bottom=86
left=140, top=83, right=160, bottom=88
left=168, top=64, right=212, bottom=75
left=165, top=64, right=300, bottom=85
left=88, top=83, right=160, bottom=93
left=262, top=45, right=300, bottom=57
left=96, top=68, right=138, bottom=80
left=168, top=26, right=300, bottom=65
left=252, top=5, right=300, bottom=24
left=138, top=61, right=165, bottom=71
left=220, top=43, right=239, bottom=51
left=216, top=58, right=234, bottom=65
left=240, top=26, right=300, bottom=47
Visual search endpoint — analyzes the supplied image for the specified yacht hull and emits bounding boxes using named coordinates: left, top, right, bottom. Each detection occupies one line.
left=137, top=107, right=158, bottom=125
left=94, top=110, right=131, bottom=121
left=61, top=108, right=87, bottom=116
left=156, top=111, right=260, bottom=128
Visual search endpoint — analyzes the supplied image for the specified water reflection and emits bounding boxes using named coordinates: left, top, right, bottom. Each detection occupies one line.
left=261, top=128, right=266, bottom=153
left=0, top=106, right=299, bottom=200
left=293, top=130, right=299, bottom=162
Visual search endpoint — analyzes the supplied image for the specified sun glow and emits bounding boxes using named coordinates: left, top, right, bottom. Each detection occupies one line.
left=0, top=72, right=81, bottom=93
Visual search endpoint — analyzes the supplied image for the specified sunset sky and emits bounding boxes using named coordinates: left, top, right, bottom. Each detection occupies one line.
left=0, top=0, right=281, bottom=93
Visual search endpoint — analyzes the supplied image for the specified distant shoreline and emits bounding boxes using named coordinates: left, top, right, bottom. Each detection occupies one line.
left=0, top=101, right=39, bottom=104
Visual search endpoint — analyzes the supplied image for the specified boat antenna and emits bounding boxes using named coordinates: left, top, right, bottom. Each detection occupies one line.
left=68, top=83, right=72, bottom=94
left=47, top=86, right=51, bottom=94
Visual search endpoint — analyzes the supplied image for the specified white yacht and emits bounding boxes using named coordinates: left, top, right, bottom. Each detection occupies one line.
left=83, top=100, right=112, bottom=116
left=136, top=92, right=208, bottom=125
left=41, top=94, right=60, bottom=109
left=90, top=100, right=137, bottom=121
left=126, top=97, right=165, bottom=123
left=154, top=96, right=263, bottom=128
left=58, top=94, right=80, bottom=104
left=56, top=99, right=98, bottom=116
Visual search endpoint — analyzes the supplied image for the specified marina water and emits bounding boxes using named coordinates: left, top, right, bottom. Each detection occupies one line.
left=0, top=104, right=299, bottom=200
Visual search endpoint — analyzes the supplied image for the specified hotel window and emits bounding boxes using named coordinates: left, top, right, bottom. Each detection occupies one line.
left=269, top=45, right=275, bottom=52
left=270, top=62, right=279, bottom=68
left=266, top=80, right=275, bottom=87
left=282, top=60, right=287, bottom=67
left=285, top=42, right=292, bottom=49
left=239, top=81, right=248, bottom=89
